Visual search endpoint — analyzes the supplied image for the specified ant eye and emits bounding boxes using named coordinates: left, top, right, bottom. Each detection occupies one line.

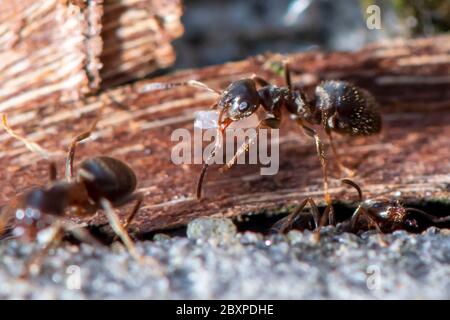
left=228, top=98, right=257, bottom=120
left=238, top=101, right=249, bottom=111
left=406, top=219, right=418, bottom=229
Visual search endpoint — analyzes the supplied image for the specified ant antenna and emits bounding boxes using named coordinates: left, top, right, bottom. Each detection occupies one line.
left=405, top=207, right=450, bottom=225
left=141, top=80, right=221, bottom=95
left=196, top=163, right=209, bottom=200
left=1, top=114, right=56, bottom=159
left=65, top=104, right=105, bottom=181
left=105, top=92, right=129, bottom=111
left=341, top=178, right=363, bottom=201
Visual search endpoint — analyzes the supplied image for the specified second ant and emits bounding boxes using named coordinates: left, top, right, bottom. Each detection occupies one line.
left=0, top=108, right=160, bottom=275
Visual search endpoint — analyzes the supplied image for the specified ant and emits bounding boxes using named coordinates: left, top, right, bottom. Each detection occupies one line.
left=341, top=179, right=450, bottom=233
left=0, top=109, right=150, bottom=274
left=144, top=61, right=381, bottom=226
left=271, top=178, right=450, bottom=235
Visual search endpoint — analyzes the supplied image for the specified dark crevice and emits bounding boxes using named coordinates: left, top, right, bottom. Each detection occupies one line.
left=81, top=198, right=450, bottom=245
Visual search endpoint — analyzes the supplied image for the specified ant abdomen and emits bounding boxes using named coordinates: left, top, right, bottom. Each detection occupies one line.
left=78, top=156, right=137, bottom=203
left=315, top=80, right=382, bottom=136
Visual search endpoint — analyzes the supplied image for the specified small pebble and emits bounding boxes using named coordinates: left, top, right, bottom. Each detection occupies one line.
left=186, top=217, right=237, bottom=243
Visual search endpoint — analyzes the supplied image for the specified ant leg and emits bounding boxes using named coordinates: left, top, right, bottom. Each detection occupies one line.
left=100, top=198, right=165, bottom=274
left=113, top=192, right=144, bottom=241
left=109, top=192, right=144, bottom=242
left=196, top=109, right=232, bottom=199
left=350, top=205, right=364, bottom=232
left=196, top=127, right=222, bottom=199
left=221, top=116, right=281, bottom=172
left=21, top=221, right=64, bottom=277
left=250, top=74, right=270, bottom=87
left=366, top=214, right=388, bottom=246
left=61, top=219, right=103, bottom=246
left=108, top=192, right=144, bottom=241
left=283, top=60, right=292, bottom=90
left=271, top=198, right=321, bottom=233
left=104, top=92, right=128, bottom=111
left=297, top=120, right=332, bottom=208
left=312, top=204, right=334, bottom=242
left=100, top=197, right=142, bottom=262
left=141, top=80, right=221, bottom=95
left=65, top=110, right=102, bottom=181
left=351, top=207, right=387, bottom=245
left=48, top=161, right=57, bottom=181
left=122, top=193, right=144, bottom=229
left=327, top=132, right=356, bottom=177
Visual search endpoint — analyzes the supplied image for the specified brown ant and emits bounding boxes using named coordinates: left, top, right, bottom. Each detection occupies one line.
left=144, top=61, right=381, bottom=226
left=0, top=110, right=150, bottom=273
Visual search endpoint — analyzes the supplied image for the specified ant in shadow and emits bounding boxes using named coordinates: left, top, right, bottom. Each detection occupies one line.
left=271, top=178, right=450, bottom=235
left=341, top=179, right=450, bottom=233
left=144, top=60, right=382, bottom=227
left=0, top=108, right=158, bottom=275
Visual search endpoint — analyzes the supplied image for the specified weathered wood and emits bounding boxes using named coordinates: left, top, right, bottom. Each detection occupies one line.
left=0, top=0, right=104, bottom=112
left=100, top=0, right=184, bottom=87
left=0, top=0, right=184, bottom=112
left=1, top=36, right=449, bottom=233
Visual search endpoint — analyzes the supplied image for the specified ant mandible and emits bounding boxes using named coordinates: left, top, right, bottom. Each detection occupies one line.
left=144, top=61, right=382, bottom=226
left=0, top=108, right=148, bottom=272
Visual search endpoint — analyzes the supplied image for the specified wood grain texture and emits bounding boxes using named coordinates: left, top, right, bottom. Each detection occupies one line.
left=100, top=0, right=184, bottom=87
left=0, top=0, right=184, bottom=112
left=1, top=36, right=449, bottom=233
left=0, top=0, right=104, bottom=112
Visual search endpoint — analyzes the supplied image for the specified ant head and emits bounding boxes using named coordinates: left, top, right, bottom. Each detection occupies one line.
left=404, top=217, right=419, bottom=230
left=219, top=79, right=260, bottom=122
left=23, top=183, right=70, bottom=216
left=12, top=186, right=69, bottom=241
left=386, top=203, right=408, bottom=224
left=315, top=80, right=382, bottom=136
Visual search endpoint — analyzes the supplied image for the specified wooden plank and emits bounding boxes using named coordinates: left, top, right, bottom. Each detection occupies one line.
left=100, top=0, right=184, bottom=87
left=0, top=0, right=103, bottom=112
left=1, top=36, right=449, bottom=233
left=0, top=0, right=184, bottom=112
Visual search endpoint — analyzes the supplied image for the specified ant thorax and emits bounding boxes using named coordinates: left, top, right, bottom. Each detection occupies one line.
left=257, top=85, right=285, bottom=112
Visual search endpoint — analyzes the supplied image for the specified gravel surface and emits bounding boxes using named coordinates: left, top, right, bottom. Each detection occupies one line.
left=1, top=217, right=449, bottom=299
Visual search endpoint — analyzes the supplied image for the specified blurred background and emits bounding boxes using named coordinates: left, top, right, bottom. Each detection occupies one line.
left=173, top=0, right=450, bottom=68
